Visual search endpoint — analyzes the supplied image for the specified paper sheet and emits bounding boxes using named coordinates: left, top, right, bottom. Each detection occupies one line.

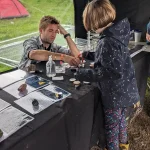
left=6, top=69, right=29, bottom=79
left=0, top=106, right=34, bottom=143
left=15, top=91, right=55, bottom=115
left=15, top=84, right=71, bottom=115
left=55, top=66, right=65, bottom=73
left=41, top=84, right=71, bottom=102
left=0, top=70, right=29, bottom=89
left=25, top=75, right=50, bottom=89
left=3, top=75, right=50, bottom=98
left=0, top=98, right=10, bottom=111
left=3, top=79, right=35, bottom=99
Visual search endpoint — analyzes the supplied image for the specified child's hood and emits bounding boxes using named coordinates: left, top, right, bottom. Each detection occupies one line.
left=103, top=18, right=130, bottom=47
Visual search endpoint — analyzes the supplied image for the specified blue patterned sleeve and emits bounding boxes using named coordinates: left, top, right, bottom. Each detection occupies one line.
left=76, top=40, right=124, bottom=82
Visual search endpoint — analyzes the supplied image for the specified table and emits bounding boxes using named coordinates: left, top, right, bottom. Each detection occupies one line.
left=0, top=62, right=105, bottom=150
left=0, top=44, right=149, bottom=150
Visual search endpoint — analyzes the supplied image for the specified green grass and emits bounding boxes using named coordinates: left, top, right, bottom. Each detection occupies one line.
left=0, top=0, right=74, bottom=41
left=0, top=63, right=13, bottom=73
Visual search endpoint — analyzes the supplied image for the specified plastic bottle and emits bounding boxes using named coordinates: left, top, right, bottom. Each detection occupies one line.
left=146, top=17, right=150, bottom=45
left=46, top=55, right=56, bottom=77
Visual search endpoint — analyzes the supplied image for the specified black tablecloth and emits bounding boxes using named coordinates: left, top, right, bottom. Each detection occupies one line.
left=0, top=50, right=149, bottom=150
left=0, top=61, right=105, bottom=150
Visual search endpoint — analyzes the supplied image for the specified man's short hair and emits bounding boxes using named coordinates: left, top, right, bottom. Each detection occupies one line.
left=83, top=0, right=116, bottom=31
left=39, top=15, right=59, bottom=30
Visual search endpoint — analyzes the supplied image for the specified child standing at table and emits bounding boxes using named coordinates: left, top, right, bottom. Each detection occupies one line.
left=76, top=0, right=140, bottom=150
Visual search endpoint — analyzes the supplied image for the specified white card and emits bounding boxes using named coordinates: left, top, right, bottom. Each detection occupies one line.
left=52, top=76, right=64, bottom=81
left=55, top=66, right=65, bottom=74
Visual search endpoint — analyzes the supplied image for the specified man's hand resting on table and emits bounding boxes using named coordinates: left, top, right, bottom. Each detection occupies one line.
left=64, top=55, right=81, bottom=66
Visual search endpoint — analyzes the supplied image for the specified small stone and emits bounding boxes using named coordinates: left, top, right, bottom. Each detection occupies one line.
left=55, top=92, right=63, bottom=99
left=38, top=81, right=45, bottom=85
left=32, top=99, right=39, bottom=107
left=18, top=83, right=27, bottom=92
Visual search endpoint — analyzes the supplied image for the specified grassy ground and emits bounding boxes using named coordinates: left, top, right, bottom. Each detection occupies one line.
left=0, top=0, right=74, bottom=41
left=0, top=63, right=13, bottom=73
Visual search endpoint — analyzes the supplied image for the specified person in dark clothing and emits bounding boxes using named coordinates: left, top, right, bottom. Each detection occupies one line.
left=77, top=0, right=140, bottom=150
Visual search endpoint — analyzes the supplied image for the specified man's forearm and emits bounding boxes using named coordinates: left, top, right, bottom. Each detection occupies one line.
left=29, top=50, right=63, bottom=61
left=28, top=49, right=81, bottom=66
left=58, top=25, right=80, bottom=57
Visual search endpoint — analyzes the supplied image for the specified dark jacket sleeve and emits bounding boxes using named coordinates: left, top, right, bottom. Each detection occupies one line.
left=82, top=51, right=95, bottom=61
left=76, top=40, right=124, bottom=82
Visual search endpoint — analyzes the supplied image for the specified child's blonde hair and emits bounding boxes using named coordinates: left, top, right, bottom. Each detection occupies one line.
left=83, top=0, right=116, bottom=31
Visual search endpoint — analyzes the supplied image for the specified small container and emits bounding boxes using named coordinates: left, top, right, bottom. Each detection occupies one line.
left=134, top=30, right=142, bottom=43
left=69, top=78, right=76, bottom=82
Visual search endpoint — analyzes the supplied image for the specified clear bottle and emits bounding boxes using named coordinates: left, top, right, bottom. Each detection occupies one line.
left=46, top=55, right=56, bottom=77
left=146, top=17, right=150, bottom=45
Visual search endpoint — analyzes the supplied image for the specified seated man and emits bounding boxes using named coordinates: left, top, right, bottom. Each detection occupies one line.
left=19, top=15, right=81, bottom=70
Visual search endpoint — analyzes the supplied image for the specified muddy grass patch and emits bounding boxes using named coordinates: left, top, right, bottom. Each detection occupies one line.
left=128, top=97, right=150, bottom=150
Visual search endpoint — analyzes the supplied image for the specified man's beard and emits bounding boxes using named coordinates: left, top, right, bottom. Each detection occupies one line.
left=42, top=39, right=51, bottom=44
left=42, top=37, right=53, bottom=44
